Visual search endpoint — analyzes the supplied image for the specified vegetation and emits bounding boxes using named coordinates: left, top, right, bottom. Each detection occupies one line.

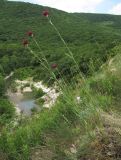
left=0, top=73, right=15, bottom=127
left=13, top=68, right=33, bottom=80
left=1, top=1, right=121, bottom=81
left=0, top=74, right=6, bottom=96
left=36, top=97, right=45, bottom=106
left=0, top=99, right=15, bottom=126
left=32, top=87, right=45, bottom=99
left=1, top=1, right=121, bottom=160
left=1, top=61, right=121, bottom=159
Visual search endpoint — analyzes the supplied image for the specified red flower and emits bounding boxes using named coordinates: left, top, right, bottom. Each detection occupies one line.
left=23, top=40, right=29, bottom=47
left=43, top=10, right=49, bottom=17
left=27, top=31, right=33, bottom=37
left=51, top=64, right=57, bottom=69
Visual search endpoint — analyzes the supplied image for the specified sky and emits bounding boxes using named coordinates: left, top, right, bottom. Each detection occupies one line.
left=9, top=0, right=121, bottom=15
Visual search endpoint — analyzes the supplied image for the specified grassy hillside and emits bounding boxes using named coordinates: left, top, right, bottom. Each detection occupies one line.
left=1, top=1, right=121, bottom=81
left=1, top=46, right=121, bottom=160
left=1, top=1, right=121, bottom=160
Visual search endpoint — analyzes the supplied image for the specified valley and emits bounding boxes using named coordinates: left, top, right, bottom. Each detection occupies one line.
left=1, top=0, right=121, bottom=160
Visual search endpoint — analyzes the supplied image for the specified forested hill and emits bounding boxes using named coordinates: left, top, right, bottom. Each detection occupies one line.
left=1, top=0, right=121, bottom=80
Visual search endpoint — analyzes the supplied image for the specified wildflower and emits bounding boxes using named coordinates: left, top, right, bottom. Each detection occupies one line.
left=43, top=10, right=49, bottom=17
left=23, top=40, right=29, bottom=47
left=51, top=64, right=57, bottom=69
left=27, top=31, right=33, bottom=37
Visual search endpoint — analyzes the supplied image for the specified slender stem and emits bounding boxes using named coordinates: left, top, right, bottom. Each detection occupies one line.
left=48, top=18, right=73, bottom=56
left=27, top=46, right=49, bottom=71
left=47, top=17, right=100, bottom=106
left=32, top=36, right=68, bottom=89
left=32, top=37, right=50, bottom=68
left=48, top=17, right=85, bottom=81
left=27, top=46, right=66, bottom=91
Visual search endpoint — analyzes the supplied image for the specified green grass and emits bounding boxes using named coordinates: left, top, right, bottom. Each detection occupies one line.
left=0, top=80, right=106, bottom=159
left=1, top=53, right=121, bottom=159
left=1, top=1, right=121, bottom=159
left=0, top=99, right=15, bottom=127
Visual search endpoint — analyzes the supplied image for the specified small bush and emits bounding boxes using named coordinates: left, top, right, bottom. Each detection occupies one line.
left=90, top=74, right=121, bottom=97
left=36, top=98, right=45, bottom=106
left=0, top=99, right=15, bottom=125
left=10, top=82, right=17, bottom=92
left=32, top=87, right=45, bottom=99
left=0, top=74, right=5, bottom=96
left=14, top=68, right=33, bottom=80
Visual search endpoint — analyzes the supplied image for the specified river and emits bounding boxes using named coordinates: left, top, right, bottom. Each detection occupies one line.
left=5, top=73, right=59, bottom=116
left=7, top=90, right=39, bottom=115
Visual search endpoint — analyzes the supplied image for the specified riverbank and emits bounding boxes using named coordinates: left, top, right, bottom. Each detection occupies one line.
left=7, top=79, right=60, bottom=115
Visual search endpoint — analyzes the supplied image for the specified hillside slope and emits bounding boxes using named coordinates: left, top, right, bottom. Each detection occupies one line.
left=1, top=1, right=121, bottom=80
left=1, top=46, right=121, bottom=160
left=1, top=1, right=121, bottom=160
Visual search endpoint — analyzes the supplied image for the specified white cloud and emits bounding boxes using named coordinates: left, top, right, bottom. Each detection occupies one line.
left=10, top=0, right=104, bottom=13
left=109, top=3, right=121, bottom=15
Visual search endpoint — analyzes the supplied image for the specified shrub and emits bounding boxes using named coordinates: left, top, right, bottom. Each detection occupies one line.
left=36, top=98, right=45, bottom=106
left=0, top=99, right=15, bottom=125
left=14, top=68, right=33, bottom=80
left=90, top=74, right=121, bottom=97
left=32, top=87, right=45, bottom=99
left=0, top=74, right=5, bottom=96
left=10, top=82, right=17, bottom=92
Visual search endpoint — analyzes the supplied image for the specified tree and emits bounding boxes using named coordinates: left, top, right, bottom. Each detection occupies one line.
left=0, top=74, right=5, bottom=97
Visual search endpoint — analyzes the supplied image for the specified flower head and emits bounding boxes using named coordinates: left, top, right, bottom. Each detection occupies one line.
left=27, top=31, right=33, bottom=37
left=23, top=40, right=29, bottom=47
left=51, top=63, right=57, bottom=69
left=43, top=10, right=49, bottom=17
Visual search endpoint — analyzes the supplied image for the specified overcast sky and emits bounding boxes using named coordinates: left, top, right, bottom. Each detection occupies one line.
left=9, top=0, right=121, bottom=15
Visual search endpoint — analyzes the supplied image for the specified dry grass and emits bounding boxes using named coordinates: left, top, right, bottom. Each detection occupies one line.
left=31, top=147, right=54, bottom=160
left=78, top=112, right=121, bottom=160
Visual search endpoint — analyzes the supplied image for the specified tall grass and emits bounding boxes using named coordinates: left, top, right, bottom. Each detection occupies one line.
left=0, top=10, right=117, bottom=160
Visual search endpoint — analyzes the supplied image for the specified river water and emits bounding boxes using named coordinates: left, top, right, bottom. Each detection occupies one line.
left=5, top=73, right=39, bottom=116
left=6, top=73, right=59, bottom=116
left=7, top=90, right=38, bottom=115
